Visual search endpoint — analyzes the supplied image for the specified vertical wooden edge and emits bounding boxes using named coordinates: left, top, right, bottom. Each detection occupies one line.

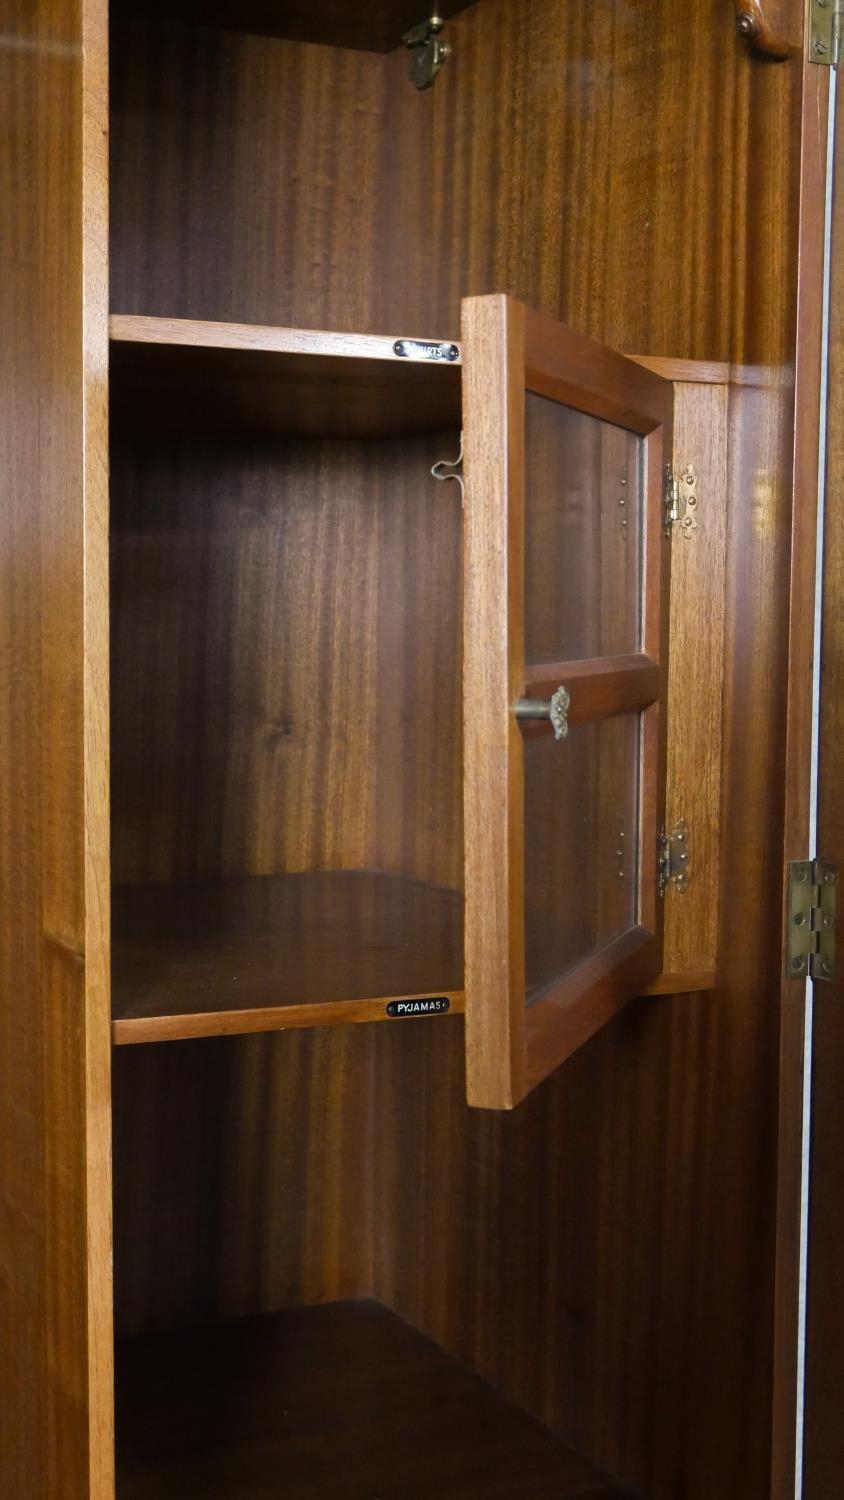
left=83, top=0, right=115, bottom=1492
left=640, top=413, right=672, bottom=947
left=660, top=382, right=729, bottom=980
left=462, top=295, right=528, bottom=1110
left=771, top=55, right=830, bottom=1500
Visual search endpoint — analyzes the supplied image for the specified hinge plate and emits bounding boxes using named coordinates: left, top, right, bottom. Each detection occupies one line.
left=788, top=860, right=837, bottom=980
left=659, top=819, right=691, bottom=897
left=810, top=0, right=843, bottom=65
left=664, top=465, right=699, bottom=537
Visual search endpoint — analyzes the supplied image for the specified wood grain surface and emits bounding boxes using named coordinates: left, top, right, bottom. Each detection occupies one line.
left=110, top=427, right=463, bottom=891
left=0, top=0, right=113, bottom=1497
left=112, top=871, right=464, bottom=1043
left=107, top=5, right=810, bottom=1500
left=771, top=58, right=831, bottom=1500
left=111, top=0, right=477, bottom=52
left=116, top=1301, right=636, bottom=1499
left=734, top=0, right=802, bottom=59
left=803, top=70, right=844, bottom=1500
left=110, top=317, right=462, bottom=440
left=658, top=380, right=729, bottom=981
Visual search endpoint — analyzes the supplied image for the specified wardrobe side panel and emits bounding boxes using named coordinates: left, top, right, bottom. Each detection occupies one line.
left=0, top=2, right=113, bottom=1496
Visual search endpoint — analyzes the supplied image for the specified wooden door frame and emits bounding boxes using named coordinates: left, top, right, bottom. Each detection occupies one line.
left=462, top=294, right=673, bottom=1110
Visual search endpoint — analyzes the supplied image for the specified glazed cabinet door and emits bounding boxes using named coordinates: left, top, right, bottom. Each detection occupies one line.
left=462, top=295, right=673, bottom=1109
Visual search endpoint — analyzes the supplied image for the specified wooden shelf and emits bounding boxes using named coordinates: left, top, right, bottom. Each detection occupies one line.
left=112, top=871, right=464, bottom=1045
left=112, top=0, right=477, bottom=52
left=116, top=1300, right=636, bottom=1499
left=109, top=315, right=462, bottom=439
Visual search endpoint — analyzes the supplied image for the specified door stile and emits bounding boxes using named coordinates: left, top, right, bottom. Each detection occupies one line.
left=463, top=294, right=528, bottom=1109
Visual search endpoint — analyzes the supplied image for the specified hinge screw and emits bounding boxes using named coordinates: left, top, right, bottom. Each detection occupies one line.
left=815, top=37, right=830, bottom=53
left=822, top=960, right=833, bottom=976
left=793, top=956, right=806, bottom=971
left=824, top=870, right=837, bottom=884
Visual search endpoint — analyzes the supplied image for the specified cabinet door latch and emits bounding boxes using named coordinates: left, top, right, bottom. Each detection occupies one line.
left=787, top=860, right=837, bottom=980
left=659, top=819, right=690, bottom=896
left=402, top=15, right=451, bottom=89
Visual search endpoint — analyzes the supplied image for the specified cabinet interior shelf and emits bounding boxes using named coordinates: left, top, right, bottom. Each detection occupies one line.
left=112, top=871, right=465, bottom=1045
left=116, top=1300, right=636, bottom=1500
left=109, top=315, right=463, bottom=439
left=111, top=0, right=478, bottom=53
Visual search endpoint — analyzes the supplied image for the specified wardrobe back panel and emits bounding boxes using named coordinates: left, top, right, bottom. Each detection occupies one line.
left=110, top=428, right=463, bottom=888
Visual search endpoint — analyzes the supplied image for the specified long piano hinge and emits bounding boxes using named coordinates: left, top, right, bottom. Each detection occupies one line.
left=787, top=860, right=837, bottom=980
left=810, top=0, right=844, bottom=65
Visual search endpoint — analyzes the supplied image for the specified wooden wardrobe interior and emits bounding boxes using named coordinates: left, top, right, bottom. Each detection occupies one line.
left=105, top=2, right=802, bottom=1496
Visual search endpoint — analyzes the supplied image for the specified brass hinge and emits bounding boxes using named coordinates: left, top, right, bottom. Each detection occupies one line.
left=664, top=465, right=699, bottom=537
left=787, top=860, right=837, bottom=980
left=659, top=819, right=691, bottom=897
left=810, top=0, right=843, bottom=64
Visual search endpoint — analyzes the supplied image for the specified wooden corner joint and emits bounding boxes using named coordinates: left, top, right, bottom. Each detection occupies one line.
left=734, top=0, right=802, bottom=58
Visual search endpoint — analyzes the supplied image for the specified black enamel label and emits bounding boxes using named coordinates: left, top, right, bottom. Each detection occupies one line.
left=386, top=998, right=451, bottom=1019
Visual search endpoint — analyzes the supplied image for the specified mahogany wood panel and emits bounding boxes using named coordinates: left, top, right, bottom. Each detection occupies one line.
left=110, top=427, right=463, bottom=891
left=368, top=9, right=806, bottom=1500
left=108, top=6, right=809, bottom=1500
left=803, top=75, right=844, bottom=1500
left=115, top=1301, right=636, bottom=1498
left=112, top=871, right=464, bottom=1043
left=658, top=380, right=728, bottom=982
left=462, top=294, right=527, bottom=1109
left=111, top=0, right=477, bottom=52
left=772, top=59, right=831, bottom=1500
left=112, top=1031, right=379, bottom=1334
left=0, top=1, right=113, bottom=1497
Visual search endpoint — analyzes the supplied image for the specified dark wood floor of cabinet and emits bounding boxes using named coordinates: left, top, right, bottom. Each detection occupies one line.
left=116, top=1300, right=638, bottom=1499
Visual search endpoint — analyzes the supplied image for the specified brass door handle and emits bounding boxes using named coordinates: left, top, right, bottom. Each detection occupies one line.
left=514, top=685, right=570, bottom=741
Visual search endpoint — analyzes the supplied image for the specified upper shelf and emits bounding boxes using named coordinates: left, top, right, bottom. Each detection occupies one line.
left=111, top=1, right=477, bottom=52
left=109, top=315, right=462, bottom=440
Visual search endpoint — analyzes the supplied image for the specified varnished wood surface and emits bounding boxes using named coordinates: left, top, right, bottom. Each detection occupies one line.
left=110, top=317, right=461, bottom=440
left=462, top=294, right=671, bottom=1108
left=116, top=1301, right=636, bottom=1499
left=803, top=71, right=844, bottom=1500
left=111, top=0, right=477, bottom=52
left=112, top=871, right=464, bottom=1043
left=772, top=59, right=831, bottom=1500
left=110, top=426, right=463, bottom=891
left=461, top=295, right=527, bottom=1109
left=110, top=313, right=456, bottom=359
left=659, top=380, right=728, bottom=981
left=734, top=0, right=802, bottom=59
left=107, top=5, right=810, bottom=1498
left=0, top=1, right=114, bottom=1496
left=523, top=656, right=661, bottom=730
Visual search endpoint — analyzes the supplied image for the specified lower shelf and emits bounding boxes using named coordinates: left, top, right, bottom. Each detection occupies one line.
left=112, top=870, right=464, bottom=1044
left=116, top=1300, right=636, bottom=1500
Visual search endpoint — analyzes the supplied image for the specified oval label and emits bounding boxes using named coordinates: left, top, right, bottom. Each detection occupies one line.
left=386, top=998, right=451, bottom=1019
